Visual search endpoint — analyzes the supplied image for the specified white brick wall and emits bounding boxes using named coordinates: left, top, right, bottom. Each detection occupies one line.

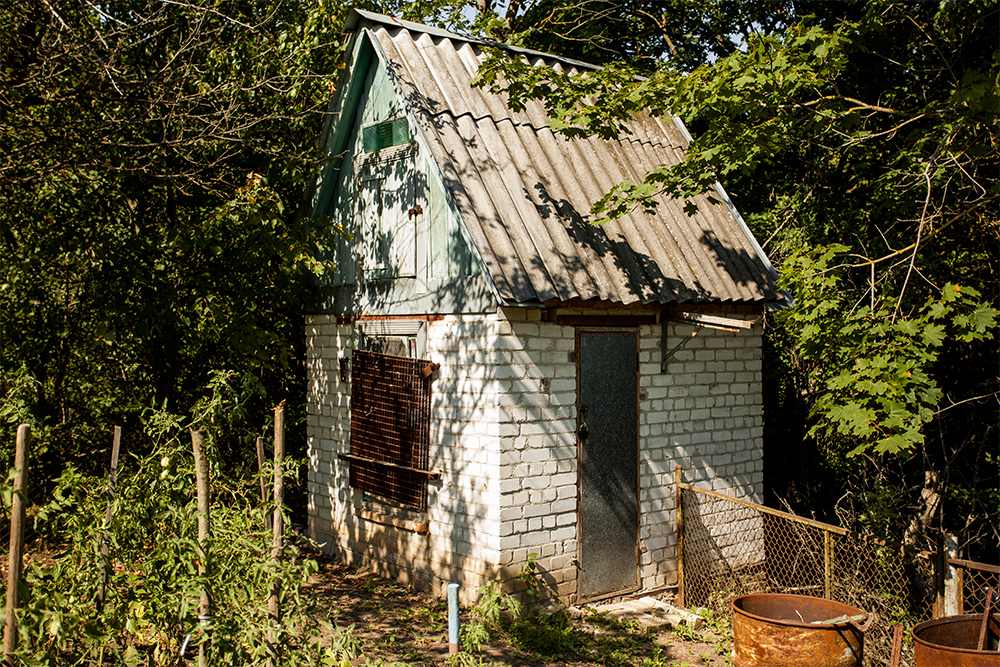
left=306, top=306, right=765, bottom=605
left=493, top=309, right=578, bottom=600
left=639, top=320, right=765, bottom=591
left=306, top=313, right=506, bottom=603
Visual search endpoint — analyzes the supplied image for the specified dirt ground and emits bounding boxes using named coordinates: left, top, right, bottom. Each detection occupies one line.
left=306, top=558, right=732, bottom=666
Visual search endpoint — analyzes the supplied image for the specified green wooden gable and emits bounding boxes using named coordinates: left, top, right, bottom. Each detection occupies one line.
left=310, top=28, right=491, bottom=317
left=311, top=11, right=782, bottom=314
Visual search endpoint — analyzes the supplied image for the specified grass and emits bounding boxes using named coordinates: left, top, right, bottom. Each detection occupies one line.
left=306, top=558, right=732, bottom=666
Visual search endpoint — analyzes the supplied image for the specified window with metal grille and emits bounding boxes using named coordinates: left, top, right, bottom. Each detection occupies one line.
left=346, top=349, right=433, bottom=510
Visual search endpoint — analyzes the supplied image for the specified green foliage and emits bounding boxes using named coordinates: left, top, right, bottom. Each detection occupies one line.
left=0, top=374, right=346, bottom=665
left=460, top=554, right=652, bottom=661
left=17, top=436, right=332, bottom=665
left=473, top=0, right=998, bottom=440
left=0, top=0, right=346, bottom=483
left=460, top=577, right=519, bottom=653
left=461, top=553, right=582, bottom=657
left=699, top=608, right=732, bottom=660
left=0, top=366, right=39, bottom=429
left=781, top=246, right=997, bottom=456
left=463, top=0, right=999, bottom=552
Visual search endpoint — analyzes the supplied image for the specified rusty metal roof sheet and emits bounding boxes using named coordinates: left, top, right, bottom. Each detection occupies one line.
left=348, top=10, right=781, bottom=307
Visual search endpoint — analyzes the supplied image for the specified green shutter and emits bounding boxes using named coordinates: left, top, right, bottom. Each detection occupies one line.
left=363, top=118, right=410, bottom=153
left=390, top=117, right=409, bottom=146
left=362, top=125, right=378, bottom=152
left=377, top=121, right=394, bottom=149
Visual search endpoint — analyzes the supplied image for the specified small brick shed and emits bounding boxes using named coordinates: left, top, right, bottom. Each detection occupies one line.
left=305, top=10, right=784, bottom=605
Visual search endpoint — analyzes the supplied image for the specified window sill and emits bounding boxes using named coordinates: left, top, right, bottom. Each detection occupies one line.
left=338, top=452, right=441, bottom=480
left=358, top=508, right=429, bottom=534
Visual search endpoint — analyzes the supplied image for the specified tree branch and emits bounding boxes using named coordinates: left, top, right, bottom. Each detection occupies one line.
left=935, top=392, right=1000, bottom=416
left=894, top=162, right=935, bottom=321
left=845, top=197, right=995, bottom=270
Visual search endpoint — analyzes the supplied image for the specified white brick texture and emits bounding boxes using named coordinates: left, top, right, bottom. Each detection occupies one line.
left=306, top=308, right=764, bottom=605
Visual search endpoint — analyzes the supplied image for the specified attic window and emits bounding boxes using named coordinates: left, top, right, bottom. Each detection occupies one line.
left=363, top=117, right=409, bottom=152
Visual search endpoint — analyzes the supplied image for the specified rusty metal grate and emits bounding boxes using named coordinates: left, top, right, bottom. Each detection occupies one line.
left=349, top=350, right=432, bottom=510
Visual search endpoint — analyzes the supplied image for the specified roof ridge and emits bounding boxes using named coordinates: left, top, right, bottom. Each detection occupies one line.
left=345, top=8, right=601, bottom=74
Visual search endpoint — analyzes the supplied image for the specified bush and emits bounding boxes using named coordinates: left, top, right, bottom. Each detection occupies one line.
left=8, top=423, right=333, bottom=666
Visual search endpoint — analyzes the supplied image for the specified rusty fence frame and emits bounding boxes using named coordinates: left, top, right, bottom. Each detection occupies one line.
left=674, top=466, right=999, bottom=667
left=947, top=557, right=1000, bottom=615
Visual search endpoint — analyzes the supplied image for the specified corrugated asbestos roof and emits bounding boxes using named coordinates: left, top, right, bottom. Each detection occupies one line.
left=345, top=10, right=781, bottom=307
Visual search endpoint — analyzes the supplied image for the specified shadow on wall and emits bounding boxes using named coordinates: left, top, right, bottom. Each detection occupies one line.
left=679, top=485, right=768, bottom=609
left=327, top=317, right=506, bottom=601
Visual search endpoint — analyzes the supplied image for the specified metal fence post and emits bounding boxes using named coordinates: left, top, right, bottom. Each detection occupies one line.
left=944, top=533, right=962, bottom=615
left=675, top=464, right=685, bottom=609
left=448, top=583, right=460, bottom=656
left=824, top=531, right=833, bottom=599
left=934, top=532, right=945, bottom=618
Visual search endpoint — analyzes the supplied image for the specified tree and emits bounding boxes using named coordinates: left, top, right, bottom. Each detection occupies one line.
left=467, top=0, right=999, bottom=555
left=2, top=0, right=996, bottom=558
left=362, top=0, right=792, bottom=71
left=1, top=0, right=345, bottom=478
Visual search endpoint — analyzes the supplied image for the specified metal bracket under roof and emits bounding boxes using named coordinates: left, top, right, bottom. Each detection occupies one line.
left=660, top=312, right=757, bottom=372
left=661, top=325, right=701, bottom=372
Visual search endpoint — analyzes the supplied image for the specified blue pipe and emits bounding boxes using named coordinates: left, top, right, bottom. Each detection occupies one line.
left=447, top=582, right=460, bottom=655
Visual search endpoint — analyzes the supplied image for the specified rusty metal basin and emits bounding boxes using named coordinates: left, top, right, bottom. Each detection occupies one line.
left=732, top=593, right=870, bottom=667
left=913, top=614, right=1000, bottom=666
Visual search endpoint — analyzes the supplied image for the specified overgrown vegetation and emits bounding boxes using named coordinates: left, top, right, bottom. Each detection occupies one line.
left=458, top=554, right=583, bottom=658
left=451, top=554, right=728, bottom=666
left=8, top=433, right=323, bottom=664
left=462, top=0, right=1000, bottom=559
left=0, top=0, right=347, bottom=498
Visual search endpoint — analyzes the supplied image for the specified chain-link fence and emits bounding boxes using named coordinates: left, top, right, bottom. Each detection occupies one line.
left=951, top=558, right=1000, bottom=615
left=675, top=480, right=996, bottom=667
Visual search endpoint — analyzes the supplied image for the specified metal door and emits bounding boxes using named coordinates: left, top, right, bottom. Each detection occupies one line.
left=577, top=329, right=639, bottom=600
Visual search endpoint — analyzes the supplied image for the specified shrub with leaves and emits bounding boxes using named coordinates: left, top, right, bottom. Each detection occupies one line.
left=459, top=554, right=581, bottom=660
left=11, top=419, right=335, bottom=666
left=781, top=244, right=998, bottom=457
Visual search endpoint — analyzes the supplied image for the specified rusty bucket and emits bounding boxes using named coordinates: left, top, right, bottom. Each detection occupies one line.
left=913, top=615, right=1000, bottom=666
left=731, top=593, right=872, bottom=667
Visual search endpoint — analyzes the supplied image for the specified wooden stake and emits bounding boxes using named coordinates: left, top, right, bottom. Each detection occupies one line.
left=889, top=624, right=904, bottom=667
left=267, top=402, right=285, bottom=664
left=98, top=426, right=122, bottom=612
left=261, top=401, right=285, bottom=667
left=191, top=430, right=211, bottom=667
left=4, top=424, right=31, bottom=666
left=256, top=437, right=271, bottom=531
left=979, top=586, right=996, bottom=652
left=271, top=402, right=286, bottom=562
